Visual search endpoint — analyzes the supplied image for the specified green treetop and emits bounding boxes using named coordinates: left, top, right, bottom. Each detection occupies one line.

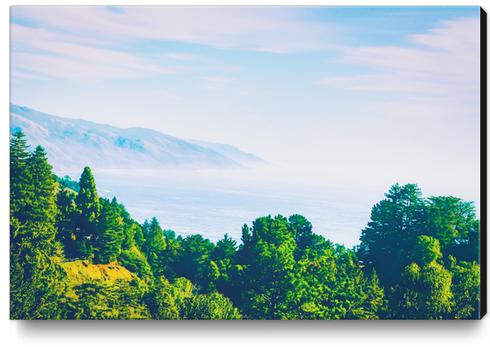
left=142, top=217, right=167, bottom=276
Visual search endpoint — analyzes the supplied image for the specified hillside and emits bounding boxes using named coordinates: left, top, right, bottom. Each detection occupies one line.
left=60, top=260, right=138, bottom=288
left=10, top=104, right=264, bottom=173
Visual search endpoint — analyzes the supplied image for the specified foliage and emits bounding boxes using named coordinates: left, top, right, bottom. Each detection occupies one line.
left=182, top=292, right=242, bottom=320
left=146, top=277, right=194, bottom=319
left=234, top=215, right=297, bottom=319
left=54, top=174, right=80, bottom=192
left=359, top=183, right=426, bottom=287
left=141, top=218, right=167, bottom=277
left=449, top=258, right=480, bottom=319
left=360, top=184, right=480, bottom=319
left=391, top=261, right=453, bottom=319
left=56, top=189, right=78, bottom=258
left=147, top=276, right=241, bottom=320
left=413, top=235, right=443, bottom=266
left=119, top=245, right=153, bottom=281
left=9, top=136, right=481, bottom=320
left=94, top=199, right=124, bottom=263
left=67, top=279, right=150, bottom=319
left=426, top=196, right=480, bottom=262
left=172, top=234, right=217, bottom=292
left=74, top=166, right=100, bottom=258
left=288, top=245, right=385, bottom=319
left=10, top=132, right=68, bottom=319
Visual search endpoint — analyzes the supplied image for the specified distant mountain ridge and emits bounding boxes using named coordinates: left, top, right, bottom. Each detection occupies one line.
left=10, top=104, right=265, bottom=173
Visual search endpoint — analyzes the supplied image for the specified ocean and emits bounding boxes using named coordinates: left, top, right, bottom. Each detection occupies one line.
left=83, top=168, right=377, bottom=248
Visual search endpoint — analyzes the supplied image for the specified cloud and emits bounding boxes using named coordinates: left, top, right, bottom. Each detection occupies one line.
left=165, top=53, right=199, bottom=61
left=10, top=7, right=340, bottom=82
left=315, top=16, right=480, bottom=193
left=319, top=17, right=479, bottom=103
left=12, top=6, right=338, bottom=54
left=11, top=23, right=179, bottom=81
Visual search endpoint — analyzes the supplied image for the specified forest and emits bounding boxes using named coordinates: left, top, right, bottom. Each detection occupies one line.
left=10, top=131, right=481, bottom=320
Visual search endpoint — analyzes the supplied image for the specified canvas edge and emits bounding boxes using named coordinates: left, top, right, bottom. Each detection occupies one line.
left=480, top=6, right=487, bottom=321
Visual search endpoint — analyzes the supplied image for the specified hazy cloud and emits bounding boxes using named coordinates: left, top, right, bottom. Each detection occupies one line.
left=12, top=6, right=339, bottom=53
left=319, top=17, right=479, bottom=102
left=11, top=23, right=179, bottom=81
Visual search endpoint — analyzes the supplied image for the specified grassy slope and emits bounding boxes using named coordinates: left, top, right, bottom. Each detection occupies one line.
left=60, top=260, right=136, bottom=286
left=60, top=260, right=141, bottom=299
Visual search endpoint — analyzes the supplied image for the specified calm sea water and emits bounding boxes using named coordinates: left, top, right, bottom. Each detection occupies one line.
left=83, top=168, right=375, bottom=248
left=59, top=161, right=480, bottom=248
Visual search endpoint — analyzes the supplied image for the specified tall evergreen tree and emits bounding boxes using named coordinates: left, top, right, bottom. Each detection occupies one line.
left=213, top=233, right=237, bottom=262
left=142, top=217, right=167, bottom=276
left=288, top=214, right=316, bottom=259
left=94, top=199, right=124, bottom=264
left=10, top=140, right=67, bottom=319
left=211, top=234, right=237, bottom=295
left=75, top=166, right=100, bottom=258
left=56, top=189, right=78, bottom=258
left=28, top=146, right=58, bottom=230
left=235, top=215, right=297, bottom=319
left=10, top=131, right=32, bottom=223
left=359, top=183, right=426, bottom=287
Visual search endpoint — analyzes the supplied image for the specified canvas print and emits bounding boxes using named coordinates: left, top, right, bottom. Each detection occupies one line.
left=10, top=6, right=485, bottom=320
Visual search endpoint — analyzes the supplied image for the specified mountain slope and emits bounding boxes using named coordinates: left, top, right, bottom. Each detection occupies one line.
left=10, top=104, right=264, bottom=173
left=188, top=140, right=265, bottom=166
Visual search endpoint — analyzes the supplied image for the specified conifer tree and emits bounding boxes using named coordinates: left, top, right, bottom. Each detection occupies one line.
left=134, top=223, right=146, bottom=250
left=236, top=215, right=297, bottom=319
left=10, top=139, right=67, bottom=319
left=8, top=133, right=482, bottom=320
left=75, top=166, right=100, bottom=258
left=358, top=183, right=427, bottom=287
left=94, top=199, right=124, bottom=263
left=213, top=233, right=237, bottom=262
left=10, top=131, right=32, bottom=223
left=142, top=217, right=167, bottom=276
left=56, top=189, right=78, bottom=258
left=28, top=146, right=58, bottom=232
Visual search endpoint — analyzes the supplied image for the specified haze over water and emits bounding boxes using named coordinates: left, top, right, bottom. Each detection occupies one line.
left=91, top=169, right=375, bottom=247
left=59, top=166, right=480, bottom=248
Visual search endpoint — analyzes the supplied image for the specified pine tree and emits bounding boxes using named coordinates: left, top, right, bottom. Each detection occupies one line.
left=134, top=223, right=146, bottom=250
left=236, top=215, right=297, bottom=319
left=94, top=199, right=124, bottom=264
left=75, top=166, right=100, bottom=258
left=288, top=214, right=314, bottom=259
left=213, top=233, right=237, bottom=262
left=10, top=140, right=67, bottom=319
left=28, top=146, right=58, bottom=233
left=56, top=189, right=78, bottom=258
left=358, top=183, right=427, bottom=287
left=10, top=131, right=32, bottom=223
left=142, top=217, right=167, bottom=276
